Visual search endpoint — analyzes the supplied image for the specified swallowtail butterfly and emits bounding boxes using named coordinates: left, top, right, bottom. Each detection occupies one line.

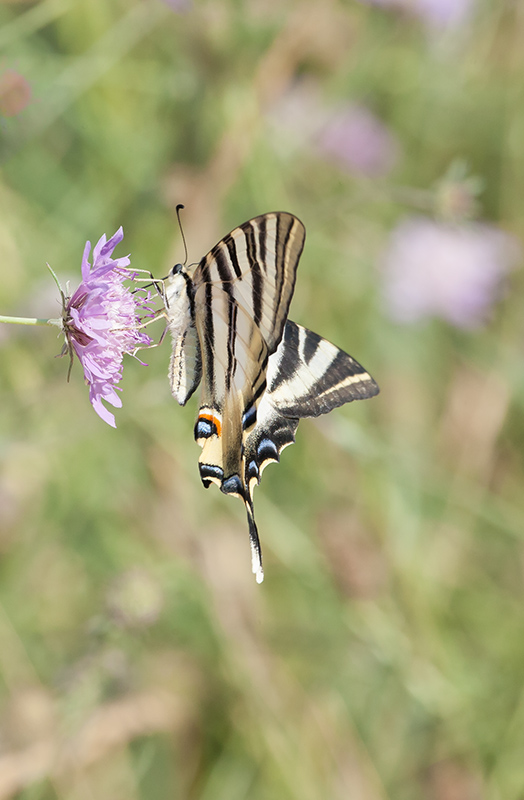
left=163, top=212, right=378, bottom=583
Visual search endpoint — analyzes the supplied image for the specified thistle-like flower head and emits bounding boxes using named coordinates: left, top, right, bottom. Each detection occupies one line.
left=61, top=227, right=152, bottom=427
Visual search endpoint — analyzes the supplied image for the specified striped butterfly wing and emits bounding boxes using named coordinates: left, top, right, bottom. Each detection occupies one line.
left=266, top=320, right=379, bottom=416
left=244, top=320, right=379, bottom=489
left=190, top=212, right=306, bottom=581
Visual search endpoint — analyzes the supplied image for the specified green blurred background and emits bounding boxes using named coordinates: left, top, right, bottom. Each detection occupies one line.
left=1, top=0, right=524, bottom=797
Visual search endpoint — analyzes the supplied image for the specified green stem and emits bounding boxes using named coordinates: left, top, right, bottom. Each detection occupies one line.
left=0, top=314, right=62, bottom=328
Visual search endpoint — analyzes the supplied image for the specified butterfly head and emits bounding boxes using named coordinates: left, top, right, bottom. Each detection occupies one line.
left=163, top=263, right=193, bottom=316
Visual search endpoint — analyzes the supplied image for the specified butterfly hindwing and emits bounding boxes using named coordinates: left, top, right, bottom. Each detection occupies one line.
left=238, top=321, right=378, bottom=580
left=242, top=319, right=378, bottom=497
left=267, top=320, right=379, bottom=417
left=164, top=270, right=203, bottom=406
left=169, top=320, right=202, bottom=406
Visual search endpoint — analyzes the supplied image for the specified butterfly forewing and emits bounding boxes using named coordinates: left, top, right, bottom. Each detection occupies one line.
left=191, top=213, right=305, bottom=476
left=193, top=212, right=305, bottom=353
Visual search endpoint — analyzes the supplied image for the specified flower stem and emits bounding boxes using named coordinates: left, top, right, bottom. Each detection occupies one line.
left=0, top=314, right=62, bottom=328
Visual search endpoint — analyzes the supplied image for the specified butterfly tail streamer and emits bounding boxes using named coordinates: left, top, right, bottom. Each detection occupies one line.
left=245, top=495, right=264, bottom=584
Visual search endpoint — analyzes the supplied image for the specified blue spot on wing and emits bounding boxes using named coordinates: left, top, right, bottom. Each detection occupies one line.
left=199, top=463, right=224, bottom=488
left=221, top=474, right=244, bottom=497
left=247, top=459, right=260, bottom=483
left=257, top=438, right=279, bottom=463
left=195, top=418, right=217, bottom=439
left=242, top=404, right=257, bottom=430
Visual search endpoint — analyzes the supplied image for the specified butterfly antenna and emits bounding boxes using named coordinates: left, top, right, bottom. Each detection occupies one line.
left=245, top=499, right=264, bottom=584
left=176, top=204, right=189, bottom=266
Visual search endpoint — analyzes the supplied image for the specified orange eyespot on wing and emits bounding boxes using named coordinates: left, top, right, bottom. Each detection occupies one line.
left=194, top=411, right=222, bottom=442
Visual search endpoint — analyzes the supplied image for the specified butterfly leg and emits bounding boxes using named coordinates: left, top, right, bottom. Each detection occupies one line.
left=134, top=307, right=168, bottom=330
left=130, top=319, right=170, bottom=359
left=129, top=270, right=166, bottom=298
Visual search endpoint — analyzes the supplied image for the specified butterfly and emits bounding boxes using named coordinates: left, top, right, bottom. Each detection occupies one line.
left=162, top=212, right=379, bottom=583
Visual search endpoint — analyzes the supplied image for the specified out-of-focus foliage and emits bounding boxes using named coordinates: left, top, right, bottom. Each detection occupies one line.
left=0, top=0, right=523, bottom=797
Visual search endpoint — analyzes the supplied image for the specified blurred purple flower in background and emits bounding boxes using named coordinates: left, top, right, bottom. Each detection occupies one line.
left=416, top=0, right=475, bottom=28
left=62, top=228, right=153, bottom=427
left=381, top=216, right=520, bottom=328
left=316, top=103, right=399, bottom=177
left=0, top=69, right=32, bottom=117
left=357, top=0, right=475, bottom=30
left=269, top=81, right=399, bottom=178
left=160, top=0, right=192, bottom=11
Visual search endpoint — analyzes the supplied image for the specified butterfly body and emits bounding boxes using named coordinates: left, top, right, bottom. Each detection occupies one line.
left=164, top=266, right=202, bottom=406
left=163, top=212, right=378, bottom=583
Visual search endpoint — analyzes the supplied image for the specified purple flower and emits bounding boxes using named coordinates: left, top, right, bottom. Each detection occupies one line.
left=62, top=228, right=152, bottom=427
left=416, top=0, right=474, bottom=28
left=357, top=0, right=475, bottom=30
left=381, top=216, right=520, bottom=328
left=159, top=0, right=191, bottom=11
left=316, top=104, right=398, bottom=177
left=268, top=82, right=398, bottom=178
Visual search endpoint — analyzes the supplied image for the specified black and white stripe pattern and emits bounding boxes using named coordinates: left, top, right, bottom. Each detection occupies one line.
left=162, top=212, right=379, bottom=583
left=268, top=321, right=378, bottom=415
